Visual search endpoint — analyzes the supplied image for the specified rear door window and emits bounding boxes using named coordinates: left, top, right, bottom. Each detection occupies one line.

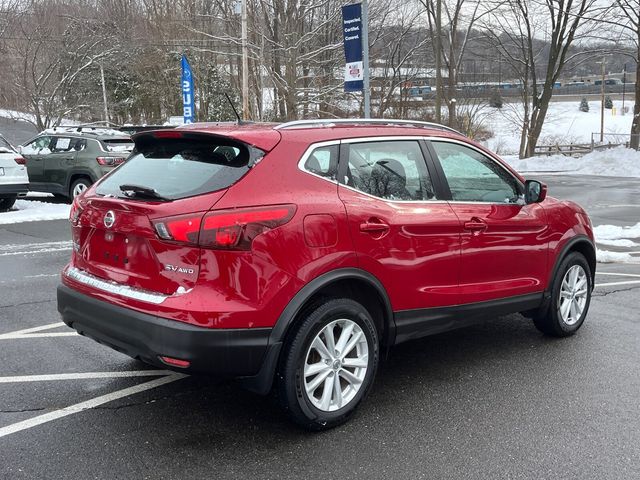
left=51, top=137, right=74, bottom=152
left=95, top=137, right=262, bottom=200
left=342, top=140, right=436, bottom=201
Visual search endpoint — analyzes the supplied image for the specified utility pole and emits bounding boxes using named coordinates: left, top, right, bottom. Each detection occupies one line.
left=435, top=0, right=442, bottom=124
left=241, top=0, right=249, bottom=121
left=600, top=56, right=605, bottom=143
left=100, top=64, right=110, bottom=124
left=362, top=0, right=371, bottom=118
left=622, top=63, right=627, bottom=115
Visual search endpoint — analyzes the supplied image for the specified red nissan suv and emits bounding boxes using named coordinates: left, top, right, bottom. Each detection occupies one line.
left=57, top=119, right=595, bottom=429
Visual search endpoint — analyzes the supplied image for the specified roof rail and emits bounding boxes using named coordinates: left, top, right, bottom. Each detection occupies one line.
left=274, top=118, right=462, bottom=135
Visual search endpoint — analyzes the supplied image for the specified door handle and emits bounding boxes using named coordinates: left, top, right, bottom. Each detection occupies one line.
left=360, top=219, right=390, bottom=234
left=463, top=217, right=488, bottom=232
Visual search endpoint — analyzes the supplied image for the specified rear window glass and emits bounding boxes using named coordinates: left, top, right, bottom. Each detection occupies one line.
left=0, top=136, right=15, bottom=153
left=95, top=138, right=262, bottom=200
left=102, top=138, right=134, bottom=153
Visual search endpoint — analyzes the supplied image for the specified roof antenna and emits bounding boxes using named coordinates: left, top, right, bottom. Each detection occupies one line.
left=224, top=93, right=244, bottom=125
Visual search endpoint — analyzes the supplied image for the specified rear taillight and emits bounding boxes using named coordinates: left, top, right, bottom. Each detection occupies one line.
left=96, top=156, right=125, bottom=166
left=153, top=204, right=296, bottom=250
left=14, top=156, right=26, bottom=165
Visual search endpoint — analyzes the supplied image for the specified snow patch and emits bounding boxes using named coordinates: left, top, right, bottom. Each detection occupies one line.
left=502, top=147, right=640, bottom=177
left=596, top=249, right=639, bottom=264
left=593, top=222, right=640, bottom=240
left=0, top=200, right=70, bottom=225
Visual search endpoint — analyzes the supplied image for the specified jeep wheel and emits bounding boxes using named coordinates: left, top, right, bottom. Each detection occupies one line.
left=278, top=298, right=379, bottom=430
left=0, top=196, right=17, bottom=212
left=70, top=178, right=92, bottom=198
left=533, top=252, right=592, bottom=337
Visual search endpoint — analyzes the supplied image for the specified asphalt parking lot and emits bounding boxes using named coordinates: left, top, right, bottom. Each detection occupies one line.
left=1, top=175, right=639, bottom=479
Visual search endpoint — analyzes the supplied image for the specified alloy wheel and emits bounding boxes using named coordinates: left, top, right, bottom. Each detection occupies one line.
left=303, top=319, right=369, bottom=412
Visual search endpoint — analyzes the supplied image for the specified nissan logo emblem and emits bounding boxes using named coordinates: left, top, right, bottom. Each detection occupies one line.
left=104, top=210, right=116, bottom=229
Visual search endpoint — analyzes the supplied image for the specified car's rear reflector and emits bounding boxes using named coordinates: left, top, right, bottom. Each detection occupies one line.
left=159, top=356, right=191, bottom=368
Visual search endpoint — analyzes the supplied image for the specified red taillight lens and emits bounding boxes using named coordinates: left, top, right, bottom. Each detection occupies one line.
left=159, top=356, right=190, bottom=368
left=153, top=205, right=296, bottom=250
left=154, top=213, right=203, bottom=244
left=153, top=130, right=183, bottom=139
left=200, top=205, right=296, bottom=250
left=96, top=156, right=125, bottom=166
left=14, top=156, right=26, bottom=165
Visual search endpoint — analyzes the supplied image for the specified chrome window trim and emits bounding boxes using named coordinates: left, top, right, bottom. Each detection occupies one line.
left=297, top=140, right=341, bottom=185
left=65, top=267, right=173, bottom=305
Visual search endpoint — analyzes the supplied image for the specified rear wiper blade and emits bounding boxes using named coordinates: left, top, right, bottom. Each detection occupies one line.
left=119, top=184, right=170, bottom=201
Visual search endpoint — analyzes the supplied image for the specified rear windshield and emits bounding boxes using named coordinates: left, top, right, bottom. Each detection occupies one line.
left=0, top=136, right=15, bottom=153
left=101, top=138, right=134, bottom=153
left=95, top=137, right=262, bottom=200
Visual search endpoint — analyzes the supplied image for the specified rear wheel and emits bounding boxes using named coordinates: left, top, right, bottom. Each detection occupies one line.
left=70, top=178, right=92, bottom=198
left=0, top=196, right=17, bottom=212
left=533, top=252, right=592, bottom=337
left=278, top=298, right=379, bottom=430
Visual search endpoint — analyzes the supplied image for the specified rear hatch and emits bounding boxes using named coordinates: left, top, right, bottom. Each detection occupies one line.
left=71, top=131, right=267, bottom=296
left=0, top=137, right=27, bottom=184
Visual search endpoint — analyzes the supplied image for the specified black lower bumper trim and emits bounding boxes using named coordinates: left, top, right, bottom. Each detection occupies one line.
left=0, top=183, right=28, bottom=196
left=57, top=284, right=270, bottom=377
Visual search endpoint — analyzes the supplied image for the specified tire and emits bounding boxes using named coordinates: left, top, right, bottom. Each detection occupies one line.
left=278, top=298, right=379, bottom=430
left=70, top=178, right=92, bottom=199
left=533, top=252, right=592, bottom=337
left=0, top=196, right=17, bottom=212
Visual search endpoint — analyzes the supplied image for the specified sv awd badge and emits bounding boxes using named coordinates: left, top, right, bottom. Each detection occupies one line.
left=164, top=264, right=195, bottom=275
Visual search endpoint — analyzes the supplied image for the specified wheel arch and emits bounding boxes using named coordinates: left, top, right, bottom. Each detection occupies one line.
left=239, top=268, right=395, bottom=395
left=549, top=235, right=596, bottom=292
left=66, top=169, right=97, bottom=196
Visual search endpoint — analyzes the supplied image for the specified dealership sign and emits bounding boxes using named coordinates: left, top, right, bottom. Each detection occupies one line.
left=181, top=55, right=195, bottom=124
left=342, top=3, right=364, bottom=92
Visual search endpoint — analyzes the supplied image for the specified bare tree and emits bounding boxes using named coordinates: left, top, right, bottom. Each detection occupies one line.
left=419, top=0, right=494, bottom=128
left=610, top=0, right=640, bottom=149
left=484, top=0, right=598, bottom=157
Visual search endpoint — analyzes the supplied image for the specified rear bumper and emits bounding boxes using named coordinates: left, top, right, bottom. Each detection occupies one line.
left=0, top=183, right=28, bottom=197
left=57, top=284, right=271, bottom=377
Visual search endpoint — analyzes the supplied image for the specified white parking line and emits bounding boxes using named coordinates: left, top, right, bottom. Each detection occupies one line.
left=0, top=241, right=72, bottom=257
left=0, top=322, right=71, bottom=340
left=0, top=332, right=77, bottom=339
left=594, top=280, right=640, bottom=288
left=0, top=371, right=171, bottom=383
left=597, top=272, right=640, bottom=278
left=0, top=373, right=187, bottom=439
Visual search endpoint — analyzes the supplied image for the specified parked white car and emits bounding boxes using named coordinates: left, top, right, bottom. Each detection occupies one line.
left=0, top=134, right=29, bottom=212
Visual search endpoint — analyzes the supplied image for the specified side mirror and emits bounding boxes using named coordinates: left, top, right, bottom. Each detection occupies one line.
left=525, top=180, right=547, bottom=204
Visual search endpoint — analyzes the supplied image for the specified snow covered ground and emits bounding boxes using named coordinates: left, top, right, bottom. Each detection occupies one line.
left=502, top=146, right=640, bottom=178
left=0, top=200, right=70, bottom=225
left=482, top=100, right=634, bottom=156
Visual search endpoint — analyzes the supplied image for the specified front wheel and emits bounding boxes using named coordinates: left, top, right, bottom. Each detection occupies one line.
left=278, top=298, right=379, bottom=430
left=533, top=252, right=592, bottom=337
